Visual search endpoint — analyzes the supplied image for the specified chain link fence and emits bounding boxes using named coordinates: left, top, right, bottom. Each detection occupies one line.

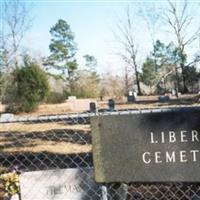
left=1, top=111, right=200, bottom=199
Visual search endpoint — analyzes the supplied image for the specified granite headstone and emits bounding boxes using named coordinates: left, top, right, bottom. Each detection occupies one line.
left=108, top=99, right=115, bottom=111
left=90, top=102, right=96, bottom=113
left=20, top=168, right=103, bottom=200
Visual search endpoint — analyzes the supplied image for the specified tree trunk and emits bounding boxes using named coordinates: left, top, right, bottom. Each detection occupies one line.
left=175, top=66, right=179, bottom=97
left=132, top=56, right=142, bottom=95
left=136, top=70, right=142, bottom=95
left=124, top=66, right=129, bottom=96
left=181, top=63, right=188, bottom=93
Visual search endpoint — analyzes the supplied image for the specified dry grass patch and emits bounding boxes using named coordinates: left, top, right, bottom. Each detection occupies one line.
left=0, top=122, right=91, bottom=154
left=115, top=102, right=200, bottom=110
left=3, top=141, right=92, bottom=154
left=0, top=122, right=90, bottom=132
left=1, top=95, right=199, bottom=156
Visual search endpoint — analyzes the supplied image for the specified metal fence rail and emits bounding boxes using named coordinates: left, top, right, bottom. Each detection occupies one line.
left=0, top=110, right=200, bottom=200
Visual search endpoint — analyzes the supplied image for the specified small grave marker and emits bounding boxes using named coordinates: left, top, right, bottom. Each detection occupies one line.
left=158, top=95, right=170, bottom=102
left=68, top=96, right=77, bottom=100
left=108, top=99, right=115, bottom=111
left=89, top=102, right=96, bottom=113
left=68, top=99, right=97, bottom=111
left=127, top=91, right=135, bottom=102
left=0, top=113, right=14, bottom=121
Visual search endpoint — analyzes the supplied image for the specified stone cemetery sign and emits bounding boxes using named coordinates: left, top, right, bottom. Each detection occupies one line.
left=19, top=168, right=103, bottom=200
left=91, top=108, right=200, bottom=182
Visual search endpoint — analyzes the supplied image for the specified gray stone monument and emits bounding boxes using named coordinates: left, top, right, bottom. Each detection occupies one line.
left=19, top=168, right=103, bottom=200
left=158, top=95, right=170, bottom=102
left=90, top=102, right=96, bottom=113
left=108, top=99, right=115, bottom=111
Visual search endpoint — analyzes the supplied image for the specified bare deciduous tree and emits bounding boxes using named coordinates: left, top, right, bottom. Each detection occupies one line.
left=113, top=7, right=142, bottom=95
left=164, top=0, right=200, bottom=93
left=0, top=0, right=32, bottom=102
left=1, top=0, right=32, bottom=69
left=139, top=3, right=161, bottom=49
left=123, top=64, right=132, bottom=96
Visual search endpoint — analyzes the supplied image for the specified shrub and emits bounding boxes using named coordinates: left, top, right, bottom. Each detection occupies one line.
left=46, top=91, right=66, bottom=104
left=5, top=56, right=50, bottom=113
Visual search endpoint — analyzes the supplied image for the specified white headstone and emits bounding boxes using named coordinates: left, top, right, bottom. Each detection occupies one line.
left=10, top=194, right=19, bottom=200
left=68, top=96, right=77, bottom=100
left=67, top=99, right=97, bottom=111
left=172, top=89, right=176, bottom=96
left=19, top=168, right=103, bottom=200
left=0, top=113, right=14, bottom=121
left=133, top=92, right=137, bottom=98
left=128, top=91, right=133, bottom=96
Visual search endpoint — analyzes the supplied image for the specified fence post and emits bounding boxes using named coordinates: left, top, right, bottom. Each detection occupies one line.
left=102, top=184, right=108, bottom=200
left=106, top=183, right=128, bottom=200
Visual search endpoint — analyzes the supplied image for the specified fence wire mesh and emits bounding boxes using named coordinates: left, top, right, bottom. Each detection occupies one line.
left=0, top=111, right=200, bottom=200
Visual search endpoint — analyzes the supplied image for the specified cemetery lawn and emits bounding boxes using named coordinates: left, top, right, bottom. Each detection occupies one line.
left=0, top=94, right=199, bottom=155
left=0, top=122, right=92, bottom=154
left=1, top=94, right=200, bottom=116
